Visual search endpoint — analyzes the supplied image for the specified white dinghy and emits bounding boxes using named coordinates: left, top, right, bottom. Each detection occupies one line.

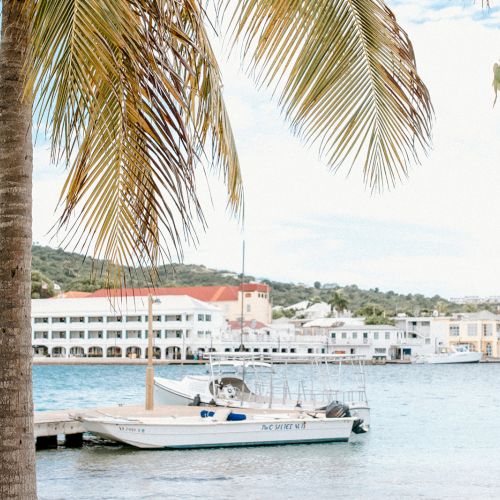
left=154, top=353, right=370, bottom=430
left=78, top=405, right=356, bottom=449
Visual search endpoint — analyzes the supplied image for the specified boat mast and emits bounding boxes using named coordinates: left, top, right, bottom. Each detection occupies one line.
left=239, top=240, right=245, bottom=351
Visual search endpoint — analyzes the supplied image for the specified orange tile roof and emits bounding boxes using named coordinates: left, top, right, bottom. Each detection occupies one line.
left=54, top=291, right=93, bottom=299
left=87, top=283, right=269, bottom=302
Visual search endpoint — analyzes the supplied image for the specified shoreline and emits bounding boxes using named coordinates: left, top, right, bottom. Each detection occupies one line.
left=32, top=357, right=500, bottom=366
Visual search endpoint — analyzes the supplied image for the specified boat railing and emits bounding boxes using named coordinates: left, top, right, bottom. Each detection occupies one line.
left=249, top=379, right=367, bottom=407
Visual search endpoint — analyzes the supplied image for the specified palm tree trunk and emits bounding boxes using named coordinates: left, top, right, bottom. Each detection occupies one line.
left=0, top=1, right=37, bottom=498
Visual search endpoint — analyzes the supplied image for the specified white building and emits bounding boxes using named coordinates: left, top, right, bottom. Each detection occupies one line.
left=32, top=294, right=438, bottom=361
left=31, top=295, right=224, bottom=360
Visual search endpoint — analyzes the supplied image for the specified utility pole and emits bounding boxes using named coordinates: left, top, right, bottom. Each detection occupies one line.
left=145, top=294, right=154, bottom=410
left=239, top=240, right=245, bottom=351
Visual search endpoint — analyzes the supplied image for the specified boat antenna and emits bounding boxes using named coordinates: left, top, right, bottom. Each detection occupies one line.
left=239, top=239, right=245, bottom=352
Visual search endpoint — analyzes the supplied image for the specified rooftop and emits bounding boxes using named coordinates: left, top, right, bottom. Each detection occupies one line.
left=86, top=284, right=269, bottom=302
left=32, top=295, right=218, bottom=315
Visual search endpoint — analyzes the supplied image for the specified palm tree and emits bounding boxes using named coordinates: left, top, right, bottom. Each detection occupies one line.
left=0, top=1, right=432, bottom=496
left=329, top=290, right=349, bottom=316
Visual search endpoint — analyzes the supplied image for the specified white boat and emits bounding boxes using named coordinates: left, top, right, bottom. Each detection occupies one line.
left=413, top=344, right=482, bottom=364
left=154, top=353, right=370, bottom=429
left=78, top=406, right=356, bottom=449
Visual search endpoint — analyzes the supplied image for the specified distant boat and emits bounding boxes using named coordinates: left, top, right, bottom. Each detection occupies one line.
left=413, top=345, right=482, bottom=364
left=78, top=406, right=357, bottom=449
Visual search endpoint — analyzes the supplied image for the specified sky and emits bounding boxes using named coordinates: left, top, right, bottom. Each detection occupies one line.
left=32, top=1, right=500, bottom=299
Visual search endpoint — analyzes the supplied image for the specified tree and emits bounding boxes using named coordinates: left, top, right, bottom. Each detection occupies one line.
left=0, top=1, right=432, bottom=496
left=329, top=290, right=349, bottom=316
left=31, top=271, right=55, bottom=299
left=308, top=295, right=323, bottom=307
left=365, top=315, right=395, bottom=326
left=314, top=281, right=321, bottom=290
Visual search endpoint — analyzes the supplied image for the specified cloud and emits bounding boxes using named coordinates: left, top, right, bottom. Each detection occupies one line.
left=31, top=2, right=500, bottom=298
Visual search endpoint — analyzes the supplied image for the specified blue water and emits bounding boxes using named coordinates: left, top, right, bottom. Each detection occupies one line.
left=35, top=363, right=500, bottom=499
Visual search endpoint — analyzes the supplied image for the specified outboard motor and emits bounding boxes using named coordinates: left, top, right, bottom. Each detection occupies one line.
left=325, top=401, right=368, bottom=434
left=325, top=401, right=351, bottom=419
left=352, top=418, right=368, bottom=434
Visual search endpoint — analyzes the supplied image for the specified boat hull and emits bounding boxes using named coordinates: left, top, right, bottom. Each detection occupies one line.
left=414, top=352, right=482, bottom=364
left=82, top=415, right=354, bottom=449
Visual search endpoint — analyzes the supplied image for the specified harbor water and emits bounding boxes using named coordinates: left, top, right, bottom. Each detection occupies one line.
left=35, top=363, right=500, bottom=499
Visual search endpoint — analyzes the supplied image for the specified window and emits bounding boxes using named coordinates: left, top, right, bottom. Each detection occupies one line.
left=69, top=331, right=85, bottom=339
left=341, top=332, right=347, bottom=339
left=126, top=330, right=142, bottom=339
left=483, top=324, right=493, bottom=337
left=88, top=330, right=103, bottom=339
left=375, top=348, right=386, bottom=353
left=198, top=314, right=204, bottom=321
left=385, top=332, right=390, bottom=340
left=153, top=315, right=162, bottom=322
left=246, top=304, right=251, bottom=312
left=52, top=331, right=67, bottom=339
left=34, top=317, right=48, bottom=324
left=197, top=331, right=204, bottom=338
left=126, top=315, right=142, bottom=323
left=34, top=331, right=48, bottom=340
left=363, top=332, right=368, bottom=339
left=425, top=338, right=431, bottom=344
left=107, top=316, right=122, bottom=323
left=154, top=330, right=162, bottom=339
left=330, top=332, right=336, bottom=339
left=165, top=330, right=183, bottom=339
left=467, top=324, right=478, bottom=336
left=88, top=316, right=103, bottom=323
left=352, top=332, right=358, bottom=339
left=70, top=317, right=85, bottom=323
left=107, top=330, right=122, bottom=339
left=205, top=314, right=212, bottom=321
left=449, top=325, right=460, bottom=337
left=52, top=317, right=66, bottom=324
left=245, top=292, right=251, bottom=298
left=166, top=315, right=182, bottom=322
left=373, top=332, right=379, bottom=340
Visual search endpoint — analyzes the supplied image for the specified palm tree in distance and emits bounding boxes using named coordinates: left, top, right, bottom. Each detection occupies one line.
left=329, top=290, right=349, bottom=317
left=0, top=1, right=432, bottom=497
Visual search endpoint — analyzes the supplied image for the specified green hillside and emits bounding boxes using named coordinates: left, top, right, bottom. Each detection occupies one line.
left=31, top=244, right=467, bottom=316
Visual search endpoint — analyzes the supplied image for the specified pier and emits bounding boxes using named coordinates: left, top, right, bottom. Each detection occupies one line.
left=35, top=408, right=86, bottom=449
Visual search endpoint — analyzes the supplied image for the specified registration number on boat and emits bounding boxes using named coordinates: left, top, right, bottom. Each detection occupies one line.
left=261, top=422, right=306, bottom=431
left=118, top=426, right=145, bottom=433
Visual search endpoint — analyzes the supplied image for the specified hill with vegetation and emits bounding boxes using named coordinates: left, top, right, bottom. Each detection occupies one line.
left=30, top=244, right=475, bottom=316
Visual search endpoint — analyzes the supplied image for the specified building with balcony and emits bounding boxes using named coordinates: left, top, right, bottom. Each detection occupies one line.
left=431, top=311, right=500, bottom=357
left=32, top=295, right=224, bottom=360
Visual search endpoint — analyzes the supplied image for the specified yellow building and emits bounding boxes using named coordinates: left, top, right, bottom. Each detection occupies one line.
left=435, top=311, right=500, bottom=357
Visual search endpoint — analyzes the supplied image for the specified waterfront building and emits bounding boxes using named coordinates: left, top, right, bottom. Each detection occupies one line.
left=431, top=311, right=500, bottom=357
left=393, top=316, right=443, bottom=354
left=297, top=320, right=419, bottom=360
left=85, top=284, right=272, bottom=324
left=32, top=291, right=443, bottom=361
left=32, top=295, right=225, bottom=360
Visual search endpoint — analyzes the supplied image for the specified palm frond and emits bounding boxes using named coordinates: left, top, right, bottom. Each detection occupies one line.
left=24, top=0, right=242, bottom=287
left=224, top=0, right=433, bottom=190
